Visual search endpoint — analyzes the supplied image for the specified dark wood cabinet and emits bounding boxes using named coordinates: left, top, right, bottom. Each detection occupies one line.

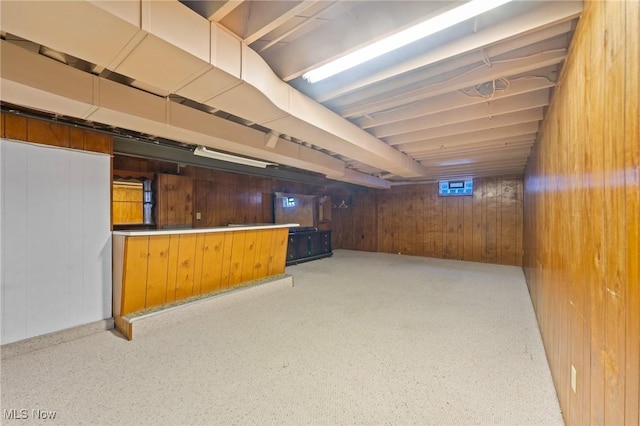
left=155, top=173, right=193, bottom=229
left=286, top=229, right=332, bottom=265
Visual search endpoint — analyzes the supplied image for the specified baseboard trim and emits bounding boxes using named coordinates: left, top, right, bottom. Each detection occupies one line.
left=1, top=318, right=115, bottom=360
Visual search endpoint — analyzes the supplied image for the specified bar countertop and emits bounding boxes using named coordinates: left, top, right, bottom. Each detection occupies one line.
left=112, top=223, right=300, bottom=237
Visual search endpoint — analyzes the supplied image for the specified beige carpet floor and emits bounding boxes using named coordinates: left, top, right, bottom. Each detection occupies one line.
left=0, top=250, right=562, bottom=425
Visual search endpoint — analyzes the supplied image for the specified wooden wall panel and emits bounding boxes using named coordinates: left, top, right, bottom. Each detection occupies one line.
left=174, top=234, right=197, bottom=300
left=331, top=177, right=523, bottom=266
left=156, top=174, right=194, bottom=229
left=165, top=235, right=180, bottom=303
left=113, top=152, right=520, bottom=269
left=252, top=230, right=268, bottom=280
left=201, top=233, right=224, bottom=292
left=522, top=1, right=639, bottom=424
left=27, top=118, right=70, bottom=148
left=1, top=112, right=113, bottom=155
left=219, top=233, right=235, bottom=289
left=240, top=230, right=258, bottom=283
left=624, top=2, right=640, bottom=425
left=228, top=231, right=246, bottom=286
left=121, top=237, right=150, bottom=315
left=269, top=228, right=289, bottom=275
left=146, top=235, right=171, bottom=307
left=4, top=113, right=27, bottom=141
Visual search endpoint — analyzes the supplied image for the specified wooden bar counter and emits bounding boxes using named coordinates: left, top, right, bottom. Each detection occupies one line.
left=112, top=224, right=297, bottom=339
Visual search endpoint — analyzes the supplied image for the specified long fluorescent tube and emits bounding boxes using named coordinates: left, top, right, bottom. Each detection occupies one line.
left=193, top=146, right=275, bottom=168
left=302, top=0, right=514, bottom=83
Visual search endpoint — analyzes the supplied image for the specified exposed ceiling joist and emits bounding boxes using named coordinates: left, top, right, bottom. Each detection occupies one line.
left=322, top=34, right=567, bottom=111
left=314, top=1, right=580, bottom=102
left=339, top=50, right=566, bottom=118
left=418, top=147, right=534, bottom=165
left=257, top=2, right=342, bottom=53
left=386, top=108, right=543, bottom=145
left=208, top=1, right=245, bottom=22
left=413, top=140, right=535, bottom=160
left=397, top=122, right=540, bottom=153
left=371, top=89, right=549, bottom=138
left=223, top=1, right=318, bottom=45
left=412, top=135, right=536, bottom=157
left=354, top=76, right=555, bottom=129
left=261, top=1, right=446, bottom=81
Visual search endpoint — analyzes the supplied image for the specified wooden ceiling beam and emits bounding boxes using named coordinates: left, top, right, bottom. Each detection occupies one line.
left=316, top=2, right=581, bottom=102
left=339, top=49, right=566, bottom=118
left=423, top=158, right=528, bottom=169
left=207, top=1, right=245, bottom=22
left=409, top=137, right=535, bottom=158
left=416, top=156, right=529, bottom=170
left=237, top=1, right=318, bottom=45
left=260, top=1, right=446, bottom=81
left=373, top=91, right=549, bottom=138
left=257, top=2, right=342, bottom=53
left=326, top=32, right=568, bottom=110
left=396, top=122, right=539, bottom=153
left=412, top=142, right=534, bottom=160
left=354, top=78, right=554, bottom=129
left=421, top=161, right=528, bottom=174
left=386, top=108, right=543, bottom=145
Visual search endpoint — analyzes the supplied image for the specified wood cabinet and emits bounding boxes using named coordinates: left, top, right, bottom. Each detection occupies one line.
left=113, top=181, right=144, bottom=225
left=286, top=229, right=332, bottom=265
left=155, top=173, right=193, bottom=228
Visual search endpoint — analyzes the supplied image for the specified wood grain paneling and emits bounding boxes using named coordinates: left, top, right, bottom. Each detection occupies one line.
left=331, top=177, right=523, bottom=266
left=156, top=174, right=194, bottom=229
left=115, top=160, right=520, bottom=267
left=523, top=1, right=639, bottom=423
left=0, top=112, right=113, bottom=155
left=146, top=235, right=171, bottom=307
left=3, top=113, right=27, bottom=141
left=201, top=233, right=225, bottom=292
left=174, top=234, right=197, bottom=300
left=113, top=182, right=144, bottom=225
left=121, top=236, right=150, bottom=315
left=624, top=2, right=640, bottom=425
left=115, top=227, right=291, bottom=326
left=27, top=118, right=70, bottom=148
left=83, top=131, right=112, bottom=154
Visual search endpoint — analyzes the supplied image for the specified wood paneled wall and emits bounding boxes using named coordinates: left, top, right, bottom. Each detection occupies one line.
left=523, top=1, right=639, bottom=424
left=156, top=174, right=194, bottom=228
left=113, top=155, right=328, bottom=228
left=331, top=177, right=523, bottom=266
left=1, top=111, right=113, bottom=155
left=331, top=189, right=378, bottom=252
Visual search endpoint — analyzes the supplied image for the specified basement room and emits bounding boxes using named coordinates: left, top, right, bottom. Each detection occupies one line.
left=0, top=0, right=637, bottom=424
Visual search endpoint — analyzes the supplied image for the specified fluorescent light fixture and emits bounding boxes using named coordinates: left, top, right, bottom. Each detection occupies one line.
left=193, top=146, right=275, bottom=168
left=302, top=0, right=514, bottom=83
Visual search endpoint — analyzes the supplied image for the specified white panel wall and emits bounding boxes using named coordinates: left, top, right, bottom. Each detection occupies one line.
left=0, top=139, right=112, bottom=344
